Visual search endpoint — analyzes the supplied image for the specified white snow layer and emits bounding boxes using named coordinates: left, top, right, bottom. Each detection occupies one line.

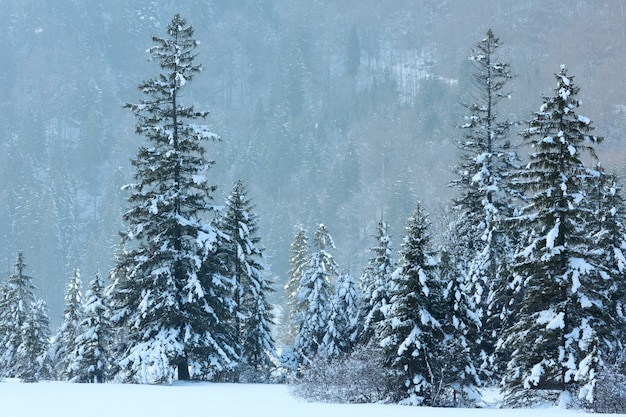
left=0, top=380, right=600, bottom=417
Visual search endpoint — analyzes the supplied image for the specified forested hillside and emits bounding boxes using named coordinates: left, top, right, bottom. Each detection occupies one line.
left=0, top=0, right=625, bottom=321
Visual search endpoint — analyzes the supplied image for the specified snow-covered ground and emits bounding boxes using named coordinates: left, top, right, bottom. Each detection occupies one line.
left=1, top=380, right=621, bottom=417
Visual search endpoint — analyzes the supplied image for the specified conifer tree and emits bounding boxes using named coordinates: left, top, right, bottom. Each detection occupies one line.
left=294, top=224, right=337, bottom=365
left=15, top=299, right=51, bottom=382
left=52, top=267, right=83, bottom=381
left=588, top=169, right=626, bottom=365
left=360, top=216, right=396, bottom=344
left=219, top=180, right=276, bottom=381
left=437, top=236, right=482, bottom=404
left=502, top=67, right=616, bottom=406
left=109, top=14, right=232, bottom=383
left=72, top=271, right=113, bottom=383
left=284, top=226, right=309, bottom=344
left=378, top=203, right=444, bottom=405
left=0, top=252, right=50, bottom=381
left=450, top=29, right=519, bottom=377
left=320, top=270, right=361, bottom=358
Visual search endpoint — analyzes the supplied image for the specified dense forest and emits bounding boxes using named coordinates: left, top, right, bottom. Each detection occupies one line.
left=0, top=0, right=625, bottom=325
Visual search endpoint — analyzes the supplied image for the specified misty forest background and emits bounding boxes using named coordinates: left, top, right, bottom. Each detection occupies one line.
left=1, top=0, right=626, bottom=324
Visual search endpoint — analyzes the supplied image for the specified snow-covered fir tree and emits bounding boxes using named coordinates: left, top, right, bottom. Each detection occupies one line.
left=378, top=203, right=445, bottom=405
left=218, top=180, right=276, bottom=381
left=0, top=252, right=50, bottom=382
left=109, top=14, right=234, bottom=383
left=294, top=224, right=338, bottom=366
left=319, top=269, right=361, bottom=358
left=52, top=267, right=83, bottom=381
left=449, top=29, right=519, bottom=377
left=360, top=216, right=396, bottom=344
left=284, top=226, right=309, bottom=345
left=502, top=66, right=617, bottom=406
left=437, top=235, right=482, bottom=404
left=588, top=168, right=626, bottom=364
left=15, top=299, right=51, bottom=382
left=72, top=271, right=113, bottom=383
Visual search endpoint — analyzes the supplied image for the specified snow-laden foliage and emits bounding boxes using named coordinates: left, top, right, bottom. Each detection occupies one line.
left=319, top=270, right=362, bottom=358
left=588, top=169, right=626, bottom=346
left=284, top=227, right=309, bottom=345
left=437, top=237, right=482, bottom=404
left=218, top=180, right=276, bottom=382
left=109, top=14, right=234, bottom=383
left=449, top=29, right=520, bottom=379
left=360, top=217, right=396, bottom=344
left=377, top=203, right=447, bottom=406
left=71, top=271, right=113, bottom=383
left=293, top=224, right=337, bottom=366
left=14, top=299, right=51, bottom=383
left=502, top=66, right=617, bottom=406
left=52, top=268, right=83, bottom=381
left=0, top=252, right=50, bottom=382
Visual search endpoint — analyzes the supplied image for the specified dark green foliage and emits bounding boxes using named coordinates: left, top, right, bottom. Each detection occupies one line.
left=320, top=270, right=362, bottom=357
left=377, top=203, right=445, bottom=405
left=449, top=30, right=519, bottom=379
left=284, top=227, right=309, bottom=345
left=219, top=180, right=276, bottom=382
left=0, top=252, right=50, bottom=382
left=293, top=224, right=337, bottom=365
left=109, top=14, right=234, bottom=383
left=360, top=217, right=396, bottom=344
left=52, top=268, right=83, bottom=381
left=72, top=271, right=113, bottom=383
left=502, top=67, right=615, bottom=406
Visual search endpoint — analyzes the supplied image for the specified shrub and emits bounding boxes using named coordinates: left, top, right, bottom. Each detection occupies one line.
left=593, top=370, right=626, bottom=413
left=290, top=344, right=398, bottom=403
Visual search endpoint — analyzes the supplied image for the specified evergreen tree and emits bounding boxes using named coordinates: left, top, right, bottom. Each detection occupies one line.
left=52, top=267, right=83, bottom=381
left=219, top=180, right=276, bottom=381
left=72, top=271, right=113, bottom=383
left=294, top=224, right=337, bottom=366
left=0, top=252, right=50, bottom=381
left=502, top=67, right=615, bottom=406
left=589, top=169, right=626, bottom=364
left=109, top=14, right=232, bottom=383
left=437, top=236, right=482, bottom=404
left=320, top=269, right=361, bottom=358
left=284, top=227, right=309, bottom=345
left=360, top=216, right=396, bottom=344
left=450, top=29, right=519, bottom=377
left=377, top=203, right=444, bottom=405
left=15, top=299, right=51, bottom=382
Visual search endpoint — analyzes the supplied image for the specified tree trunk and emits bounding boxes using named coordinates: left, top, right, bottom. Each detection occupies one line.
left=177, top=358, right=190, bottom=380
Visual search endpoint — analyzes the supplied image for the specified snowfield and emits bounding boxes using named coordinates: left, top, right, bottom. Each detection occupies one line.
left=1, top=380, right=621, bottom=417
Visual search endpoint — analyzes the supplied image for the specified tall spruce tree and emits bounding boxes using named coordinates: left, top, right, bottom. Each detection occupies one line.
left=589, top=169, right=626, bottom=351
left=218, top=180, right=276, bottom=381
left=320, top=269, right=361, bottom=358
left=294, top=224, right=338, bottom=365
left=360, top=216, right=396, bottom=344
left=378, top=203, right=444, bottom=405
left=0, top=252, right=50, bottom=381
left=109, top=14, right=232, bottom=383
left=52, top=267, right=83, bottom=381
left=438, top=232, right=482, bottom=404
left=284, top=227, right=309, bottom=345
left=15, top=299, right=51, bottom=382
left=72, top=271, right=113, bottom=383
left=502, top=67, right=616, bottom=406
left=450, top=29, right=519, bottom=377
